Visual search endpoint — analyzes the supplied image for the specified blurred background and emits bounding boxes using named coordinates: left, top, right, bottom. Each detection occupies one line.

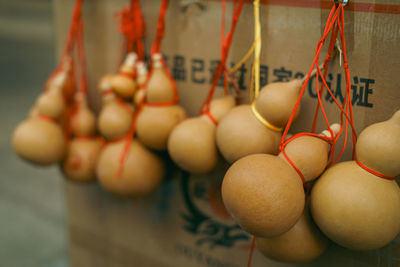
left=0, top=0, right=68, bottom=266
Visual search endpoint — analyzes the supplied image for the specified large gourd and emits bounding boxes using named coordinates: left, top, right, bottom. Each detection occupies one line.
left=216, top=79, right=302, bottom=163
left=255, top=205, right=329, bottom=263
left=168, top=95, right=235, bottom=174
left=311, top=110, right=400, bottom=250
left=222, top=125, right=339, bottom=237
left=62, top=96, right=102, bottom=181
left=136, top=54, right=187, bottom=150
left=12, top=83, right=67, bottom=165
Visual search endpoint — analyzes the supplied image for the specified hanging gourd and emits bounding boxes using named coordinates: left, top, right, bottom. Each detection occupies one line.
left=136, top=54, right=187, bottom=150
left=311, top=110, right=400, bottom=251
left=109, top=52, right=138, bottom=99
left=96, top=0, right=165, bottom=197
left=61, top=17, right=102, bottom=182
left=12, top=67, right=70, bottom=165
left=135, top=0, right=187, bottom=151
left=62, top=96, right=102, bottom=181
left=168, top=96, right=236, bottom=174
left=97, top=71, right=135, bottom=141
left=216, top=77, right=307, bottom=164
left=255, top=204, right=329, bottom=263
left=167, top=0, right=244, bottom=174
left=222, top=125, right=339, bottom=237
left=12, top=0, right=86, bottom=166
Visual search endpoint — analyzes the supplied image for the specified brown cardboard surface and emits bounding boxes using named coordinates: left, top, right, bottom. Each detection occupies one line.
left=54, top=0, right=400, bottom=266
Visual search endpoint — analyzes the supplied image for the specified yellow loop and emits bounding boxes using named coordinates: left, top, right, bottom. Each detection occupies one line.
left=251, top=102, right=283, bottom=132
left=253, top=0, right=261, bottom=99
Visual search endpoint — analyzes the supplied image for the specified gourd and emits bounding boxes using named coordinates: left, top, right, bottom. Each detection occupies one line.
left=96, top=70, right=165, bottom=197
left=222, top=125, right=339, bottom=237
left=311, top=110, right=400, bottom=250
left=62, top=96, right=101, bottom=181
left=12, top=84, right=67, bottom=165
left=216, top=79, right=302, bottom=163
left=136, top=54, right=187, bottom=150
left=256, top=205, right=329, bottom=263
left=109, top=52, right=137, bottom=99
left=97, top=75, right=134, bottom=141
left=168, top=95, right=235, bottom=174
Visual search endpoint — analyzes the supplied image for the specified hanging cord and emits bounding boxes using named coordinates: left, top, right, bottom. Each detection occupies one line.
left=114, top=0, right=145, bottom=67
left=115, top=0, right=173, bottom=178
left=200, top=0, right=246, bottom=123
left=279, top=4, right=357, bottom=184
left=143, top=0, right=180, bottom=107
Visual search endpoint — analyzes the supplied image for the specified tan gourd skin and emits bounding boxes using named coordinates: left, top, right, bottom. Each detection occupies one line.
left=255, top=79, right=302, bottom=128
left=136, top=105, right=187, bottom=150
left=168, top=96, right=235, bottom=174
left=256, top=205, right=329, bottom=263
left=216, top=105, right=281, bottom=163
left=135, top=54, right=187, bottom=150
left=36, top=87, right=65, bottom=119
left=110, top=52, right=137, bottom=98
left=98, top=100, right=133, bottom=140
left=311, top=111, right=400, bottom=250
left=62, top=139, right=102, bottom=181
left=216, top=80, right=301, bottom=163
left=97, top=85, right=134, bottom=140
left=47, top=59, right=76, bottom=103
left=97, top=140, right=165, bottom=197
left=222, top=128, right=335, bottom=237
left=145, top=54, right=175, bottom=103
left=62, top=104, right=101, bottom=181
left=12, top=118, right=66, bottom=165
left=222, top=154, right=304, bottom=237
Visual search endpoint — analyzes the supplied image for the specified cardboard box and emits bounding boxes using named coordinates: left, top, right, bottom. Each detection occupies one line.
left=53, top=0, right=400, bottom=266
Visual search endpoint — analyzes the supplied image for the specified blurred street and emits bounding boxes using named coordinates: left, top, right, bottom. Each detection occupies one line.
left=0, top=1, right=68, bottom=266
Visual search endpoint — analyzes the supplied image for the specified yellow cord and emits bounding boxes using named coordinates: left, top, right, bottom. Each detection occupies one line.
left=251, top=102, right=283, bottom=132
left=253, top=0, right=261, bottom=100
left=230, top=42, right=255, bottom=74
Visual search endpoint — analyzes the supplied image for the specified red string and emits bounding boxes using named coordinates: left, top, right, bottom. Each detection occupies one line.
left=114, top=0, right=145, bottom=63
left=143, top=0, right=179, bottom=107
left=279, top=4, right=358, bottom=183
left=151, top=0, right=169, bottom=55
left=115, top=107, right=141, bottom=179
left=200, top=0, right=245, bottom=115
left=355, top=157, right=396, bottom=180
left=61, top=0, right=84, bottom=65
left=203, top=110, right=218, bottom=125
left=247, top=236, right=256, bottom=267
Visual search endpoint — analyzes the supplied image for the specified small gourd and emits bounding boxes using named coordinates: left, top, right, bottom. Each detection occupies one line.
left=133, top=61, right=148, bottom=106
left=216, top=79, right=302, bottom=163
left=110, top=52, right=137, bottom=99
left=136, top=54, right=187, bottom=150
left=255, top=205, right=329, bottom=263
left=97, top=75, right=134, bottom=140
left=62, top=96, right=101, bottom=181
left=12, top=86, right=67, bottom=165
left=222, top=125, right=339, bottom=237
left=311, top=110, right=400, bottom=250
left=46, top=57, right=76, bottom=103
left=168, top=95, right=235, bottom=174
left=145, top=53, right=175, bottom=103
